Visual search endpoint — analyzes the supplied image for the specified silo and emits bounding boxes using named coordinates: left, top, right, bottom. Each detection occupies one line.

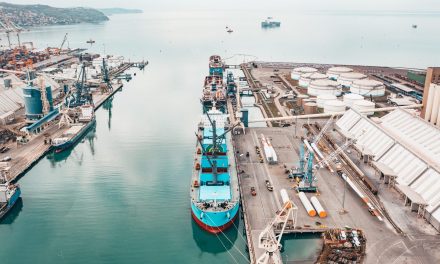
left=304, top=102, right=318, bottom=114
left=317, top=94, right=337, bottom=108
left=326, top=67, right=353, bottom=80
left=23, top=85, right=54, bottom=120
left=308, top=79, right=340, bottom=96
left=343, top=93, right=364, bottom=107
left=337, top=72, right=367, bottom=87
left=291, top=67, right=318, bottom=80
left=324, top=100, right=346, bottom=113
left=296, top=94, right=309, bottom=106
left=23, top=85, right=43, bottom=120
left=352, top=100, right=376, bottom=116
left=350, top=79, right=385, bottom=97
left=299, top=72, right=327, bottom=88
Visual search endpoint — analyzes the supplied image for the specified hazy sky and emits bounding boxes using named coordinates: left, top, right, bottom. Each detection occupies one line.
left=8, top=0, right=440, bottom=12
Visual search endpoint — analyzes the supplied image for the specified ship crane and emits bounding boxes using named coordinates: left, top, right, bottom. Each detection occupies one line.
left=257, top=190, right=296, bottom=264
left=59, top=33, right=68, bottom=51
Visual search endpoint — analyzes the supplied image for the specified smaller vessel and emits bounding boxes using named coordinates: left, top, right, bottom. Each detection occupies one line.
left=412, top=24, right=417, bottom=29
left=261, top=17, right=281, bottom=28
left=86, top=39, right=96, bottom=44
left=0, top=179, right=21, bottom=220
left=227, top=28, right=233, bottom=33
left=52, top=105, right=96, bottom=153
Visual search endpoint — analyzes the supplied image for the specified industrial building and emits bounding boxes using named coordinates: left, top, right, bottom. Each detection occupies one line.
left=290, top=67, right=317, bottom=80
left=336, top=108, right=440, bottom=231
left=350, top=79, right=386, bottom=97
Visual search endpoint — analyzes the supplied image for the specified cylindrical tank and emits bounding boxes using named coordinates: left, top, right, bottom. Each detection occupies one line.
left=301, top=98, right=314, bottom=108
left=350, top=79, right=385, bottom=97
left=299, top=72, right=327, bottom=88
left=304, top=102, right=318, bottom=114
left=296, top=94, right=309, bottom=106
left=317, top=94, right=337, bottom=108
left=280, top=189, right=290, bottom=205
left=299, top=192, right=316, bottom=217
left=45, top=86, right=54, bottom=111
left=343, top=93, right=364, bottom=107
left=324, top=100, right=346, bottom=113
left=310, top=196, right=327, bottom=218
left=352, top=100, right=375, bottom=116
left=308, top=79, right=340, bottom=96
left=23, top=86, right=43, bottom=120
left=4, top=79, right=12, bottom=89
left=337, top=72, right=367, bottom=87
left=326, top=67, right=353, bottom=80
left=291, top=67, right=318, bottom=80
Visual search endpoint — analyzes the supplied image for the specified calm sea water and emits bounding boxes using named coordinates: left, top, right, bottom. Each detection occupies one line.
left=0, top=9, right=439, bottom=264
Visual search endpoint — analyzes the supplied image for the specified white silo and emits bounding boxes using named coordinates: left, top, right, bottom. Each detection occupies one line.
left=317, top=94, right=337, bottom=108
left=308, top=79, right=341, bottom=96
left=352, top=100, right=376, bottom=116
left=291, top=67, right=318, bottom=80
left=350, top=79, right=385, bottom=97
left=337, top=72, right=367, bottom=87
left=299, top=72, right=327, bottom=88
left=324, top=100, right=346, bottom=113
left=327, top=67, right=353, bottom=80
left=343, top=93, right=364, bottom=107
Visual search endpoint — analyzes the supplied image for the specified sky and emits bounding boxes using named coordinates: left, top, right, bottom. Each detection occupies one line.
left=7, top=0, right=440, bottom=13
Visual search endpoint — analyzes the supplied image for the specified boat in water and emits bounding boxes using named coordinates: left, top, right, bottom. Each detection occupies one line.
left=52, top=105, right=96, bottom=153
left=190, top=107, right=240, bottom=233
left=261, top=17, right=281, bottom=28
left=0, top=179, right=21, bottom=220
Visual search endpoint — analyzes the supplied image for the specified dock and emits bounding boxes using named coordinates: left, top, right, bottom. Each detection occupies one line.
left=2, top=81, right=128, bottom=183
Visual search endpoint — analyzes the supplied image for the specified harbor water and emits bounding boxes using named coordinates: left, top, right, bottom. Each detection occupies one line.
left=1, top=6, right=439, bottom=264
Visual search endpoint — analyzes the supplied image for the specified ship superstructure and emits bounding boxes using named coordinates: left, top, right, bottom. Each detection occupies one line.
left=0, top=178, right=21, bottom=220
left=202, top=56, right=227, bottom=113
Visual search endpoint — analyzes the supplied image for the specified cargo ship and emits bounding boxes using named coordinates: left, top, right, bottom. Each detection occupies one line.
left=261, top=17, right=281, bottom=28
left=190, top=107, right=240, bottom=233
left=0, top=180, right=21, bottom=220
left=202, top=56, right=227, bottom=113
left=52, top=105, right=96, bottom=153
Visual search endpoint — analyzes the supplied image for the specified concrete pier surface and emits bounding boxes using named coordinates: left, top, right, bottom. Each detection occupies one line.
left=234, top=126, right=440, bottom=264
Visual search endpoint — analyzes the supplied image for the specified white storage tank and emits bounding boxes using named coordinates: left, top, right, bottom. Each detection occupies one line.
left=317, top=94, right=337, bottom=108
left=327, top=67, right=353, bottom=80
left=337, top=72, right=367, bottom=87
left=324, top=100, right=346, bottom=113
left=352, top=100, right=376, bottom=116
left=308, top=79, right=340, bottom=96
left=299, top=72, right=327, bottom=88
left=291, top=67, right=318, bottom=80
left=343, top=93, right=364, bottom=107
left=350, top=79, right=386, bottom=97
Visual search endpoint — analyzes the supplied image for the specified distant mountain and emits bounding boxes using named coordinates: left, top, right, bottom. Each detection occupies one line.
left=0, top=2, right=109, bottom=27
left=99, top=8, right=143, bottom=16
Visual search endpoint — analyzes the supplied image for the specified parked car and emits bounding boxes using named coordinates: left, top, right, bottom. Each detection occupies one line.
left=265, top=180, right=273, bottom=191
left=251, top=187, right=257, bottom=196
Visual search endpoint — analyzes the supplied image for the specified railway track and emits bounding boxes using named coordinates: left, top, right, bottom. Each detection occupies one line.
left=304, top=123, right=404, bottom=235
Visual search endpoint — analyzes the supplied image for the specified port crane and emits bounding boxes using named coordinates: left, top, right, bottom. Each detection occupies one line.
left=59, top=33, right=68, bottom=51
left=257, top=191, right=296, bottom=264
left=0, top=13, right=24, bottom=48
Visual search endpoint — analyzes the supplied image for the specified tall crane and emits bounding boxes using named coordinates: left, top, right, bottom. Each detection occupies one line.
left=59, top=33, right=68, bottom=51
left=257, top=190, right=296, bottom=264
left=0, top=13, right=24, bottom=48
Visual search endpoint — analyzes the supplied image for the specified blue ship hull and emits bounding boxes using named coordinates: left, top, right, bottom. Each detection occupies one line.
left=191, top=202, right=239, bottom=233
left=0, top=187, right=21, bottom=220
left=53, top=119, right=96, bottom=153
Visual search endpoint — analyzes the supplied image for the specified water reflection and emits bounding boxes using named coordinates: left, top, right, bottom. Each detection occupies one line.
left=102, top=96, right=114, bottom=130
left=192, top=214, right=240, bottom=255
left=0, top=198, right=23, bottom=225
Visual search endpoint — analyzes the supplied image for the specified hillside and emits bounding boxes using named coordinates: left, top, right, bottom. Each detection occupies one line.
left=0, top=2, right=109, bottom=27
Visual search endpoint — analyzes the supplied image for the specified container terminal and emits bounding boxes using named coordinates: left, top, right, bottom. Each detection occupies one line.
left=0, top=39, right=146, bottom=217
left=211, top=60, right=440, bottom=263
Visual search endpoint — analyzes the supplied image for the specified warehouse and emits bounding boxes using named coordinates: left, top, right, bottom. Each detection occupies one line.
left=336, top=108, right=440, bottom=230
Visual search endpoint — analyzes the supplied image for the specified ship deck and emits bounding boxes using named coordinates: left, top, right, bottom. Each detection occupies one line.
left=190, top=124, right=239, bottom=213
